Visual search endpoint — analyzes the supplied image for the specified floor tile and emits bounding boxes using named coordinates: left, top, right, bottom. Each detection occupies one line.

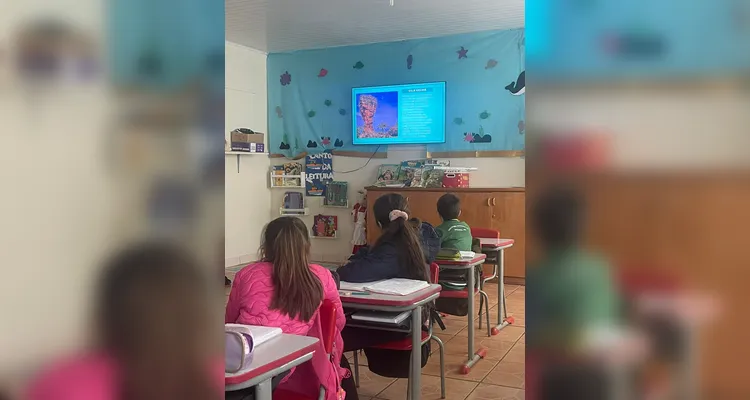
left=489, top=305, right=525, bottom=327
left=377, top=375, right=478, bottom=400
left=355, top=368, right=397, bottom=398
left=466, top=383, right=525, bottom=400
left=501, top=343, right=525, bottom=364
left=423, top=352, right=500, bottom=382
left=442, top=335, right=515, bottom=361
left=483, top=360, right=525, bottom=389
left=347, top=350, right=368, bottom=366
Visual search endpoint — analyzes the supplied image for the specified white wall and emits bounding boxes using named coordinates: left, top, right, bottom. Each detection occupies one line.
left=270, top=149, right=524, bottom=263
left=532, top=87, right=750, bottom=169
left=225, top=41, right=272, bottom=267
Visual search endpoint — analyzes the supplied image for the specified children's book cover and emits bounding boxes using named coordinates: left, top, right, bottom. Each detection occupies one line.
left=397, top=159, right=425, bottom=181
left=312, top=214, right=338, bottom=238
left=397, top=159, right=426, bottom=187
left=324, top=181, right=348, bottom=207
left=374, top=164, right=401, bottom=186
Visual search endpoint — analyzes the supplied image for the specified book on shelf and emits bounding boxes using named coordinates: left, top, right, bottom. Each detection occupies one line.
left=312, top=214, right=338, bottom=238
left=271, top=162, right=302, bottom=186
left=374, top=164, right=400, bottom=185
left=324, top=181, right=348, bottom=207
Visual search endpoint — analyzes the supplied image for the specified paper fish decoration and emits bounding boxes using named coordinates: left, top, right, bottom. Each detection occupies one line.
left=324, top=99, right=332, bottom=107
left=318, top=68, right=328, bottom=77
left=479, top=111, right=491, bottom=119
left=485, top=59, right=498, bottom=69
left=453, top=117, right=464, bottom=125
left=275, top=106, right=283, bottom=118
left=353, top=61, right=365, bottom=69
left=308, top=110, right=316, bottom=118
left=407, top=54, right=413, bottom=70
left=338, top=108, right=347, bottom=116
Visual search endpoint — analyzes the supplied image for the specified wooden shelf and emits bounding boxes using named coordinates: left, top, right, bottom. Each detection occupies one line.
left=279, top=207, right=310, bottom=216
left=270, top=172, right=306, bottom=188
left=365, top=186, right=525, bottom=193
left=225, top=151, right=268, bottom=155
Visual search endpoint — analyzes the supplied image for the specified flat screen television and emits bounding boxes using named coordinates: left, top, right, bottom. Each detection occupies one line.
left=352, top=82, right=446, bottom=145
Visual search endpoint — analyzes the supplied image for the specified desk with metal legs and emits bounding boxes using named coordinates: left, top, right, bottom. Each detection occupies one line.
left=478, top=238, right=516, bottom=335
left=435, top=254, right=488, bottom=374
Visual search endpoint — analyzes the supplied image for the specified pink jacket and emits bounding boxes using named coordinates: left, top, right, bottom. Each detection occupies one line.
left=24, top=353, right=223, bottom=400
left=225, top=262, right=348, bottom=400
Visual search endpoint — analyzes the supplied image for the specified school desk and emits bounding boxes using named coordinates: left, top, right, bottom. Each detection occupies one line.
left=225, top=334, right=319, bottom=399
left=340, top=283, right=442, bottom=400
left=634, top=293, right=718, bottom=400
left=478, top=238, right=516, bottom=335
left=434, top=254, right=488, bottom=374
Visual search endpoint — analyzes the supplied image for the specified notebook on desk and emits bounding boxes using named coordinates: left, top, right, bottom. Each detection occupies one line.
left=364, top=279, right=429, bottom=296
left=340, top=280, right=383, bottom=292
left=340, top=279, right=429, bottom=296
left=225, top=324, right=282, bottom=347
left=350, top=310, right=411, bottom=325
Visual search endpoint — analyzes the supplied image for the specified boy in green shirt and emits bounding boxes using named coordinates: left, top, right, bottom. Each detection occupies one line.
left=435, top=194, right=473, bottom=251
left=526, top=185, right=620, bottom=353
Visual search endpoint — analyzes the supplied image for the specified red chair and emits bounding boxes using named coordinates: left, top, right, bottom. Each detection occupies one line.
left=470, top=228, right=501, bottom=332
left=351, top=263, right=446, bottom=399
left=273, top=299, right=337, bottom=400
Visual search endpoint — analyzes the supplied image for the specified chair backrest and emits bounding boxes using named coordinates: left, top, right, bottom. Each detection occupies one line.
left=470, top=227, right=501, bottom=239
left=319, top=299, right=337, bottom=354
left=616, top=264, right=682, bottom=300
left=429, top=262, right=440, bottom=284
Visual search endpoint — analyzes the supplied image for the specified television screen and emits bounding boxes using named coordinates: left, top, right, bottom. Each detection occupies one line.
left=352, top=82, right=446, bottom=145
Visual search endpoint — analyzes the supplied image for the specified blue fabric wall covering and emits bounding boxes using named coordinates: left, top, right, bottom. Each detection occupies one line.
left=266, top=29, right=525, bottom=157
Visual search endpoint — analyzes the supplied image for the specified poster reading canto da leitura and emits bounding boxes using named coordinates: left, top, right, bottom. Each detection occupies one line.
left=305, top=150, right=333, bottom=196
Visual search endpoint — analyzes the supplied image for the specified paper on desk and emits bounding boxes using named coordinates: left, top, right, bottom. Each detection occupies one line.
left=363, top=279, right=429, bottom=296
left=340, top=280, right=383, bottom=291
left=459, top=251, right=476, bottom=259
left=225, top=324, right=282, bottom=347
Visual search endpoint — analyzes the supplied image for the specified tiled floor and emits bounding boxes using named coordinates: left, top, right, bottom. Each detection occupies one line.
left=225, top=274, right=525, bottom=400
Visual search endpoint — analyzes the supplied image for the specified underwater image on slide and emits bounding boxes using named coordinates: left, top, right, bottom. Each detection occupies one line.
left=355, top=91, right=398, bottom=139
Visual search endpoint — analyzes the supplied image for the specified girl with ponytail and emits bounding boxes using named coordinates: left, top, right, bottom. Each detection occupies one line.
left=337, top=194, right=433, bottom=383
left=337, top=193, right=428, bottom=283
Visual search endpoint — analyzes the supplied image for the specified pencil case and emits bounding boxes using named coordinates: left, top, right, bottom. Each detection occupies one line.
left=225, top=324, right=255, bottom=373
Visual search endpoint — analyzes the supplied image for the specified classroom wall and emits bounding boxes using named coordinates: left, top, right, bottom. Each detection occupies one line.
left=266, top=29, right=525, bottom=158
left=0, top=0, right=111, bottom=388
left=532, top=86, right=750, bottom=168
left=225, top=41, right=272, bottom=267
left=270, top=151, right=525, bottom=263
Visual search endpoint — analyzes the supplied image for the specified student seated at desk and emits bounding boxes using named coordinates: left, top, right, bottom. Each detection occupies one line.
left=337, top=193, right=430, bottom=283
left=435, top=193, right=473, bottom=251
left=336, top=194, right=432, bottom=377
left=225, top=217, right=353, bottom=400
left=526, top=185, right=622, bottom=399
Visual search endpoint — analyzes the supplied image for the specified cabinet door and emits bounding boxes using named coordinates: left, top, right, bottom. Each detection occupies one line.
left=366, top=190, right=443, bottom=243
left=404, top=192, right=444, bottom=227
left=454, top=192, right=495, bottom=229
left=490, top=192, right=526, bottom=279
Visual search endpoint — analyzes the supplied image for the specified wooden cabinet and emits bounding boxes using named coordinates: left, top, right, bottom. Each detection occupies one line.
left=365, top=187, right=526, bottom=280
left=527, top=173, right=750, bottom=395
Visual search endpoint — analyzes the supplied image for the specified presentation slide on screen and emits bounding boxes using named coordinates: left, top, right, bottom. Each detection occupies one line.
left=352, top=82, right=446, bottom=145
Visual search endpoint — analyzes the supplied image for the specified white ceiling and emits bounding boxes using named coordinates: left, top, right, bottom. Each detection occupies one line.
left=226, top=0, right=524, bottom=53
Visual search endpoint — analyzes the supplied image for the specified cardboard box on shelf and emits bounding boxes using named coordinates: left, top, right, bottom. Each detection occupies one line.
left=230, top=129, right=265, bottom=152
